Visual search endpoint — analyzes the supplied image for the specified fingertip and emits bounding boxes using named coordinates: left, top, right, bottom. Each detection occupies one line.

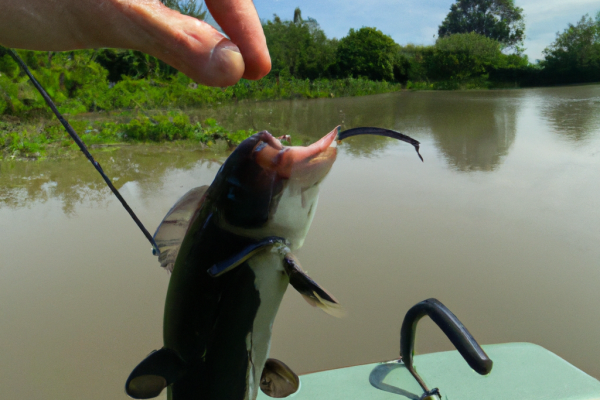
left=205, top=0, right=271, bottom=81
left=241, top=50, right=272, bottom=80
left=168, top=36, right=245, bottom=88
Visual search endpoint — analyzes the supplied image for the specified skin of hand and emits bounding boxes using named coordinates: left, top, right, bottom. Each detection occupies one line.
left=0, top=0, right=271, bottom=87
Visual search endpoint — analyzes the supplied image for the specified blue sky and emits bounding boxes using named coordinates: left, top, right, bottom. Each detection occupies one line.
left=248, top=0, right=600, bottom=61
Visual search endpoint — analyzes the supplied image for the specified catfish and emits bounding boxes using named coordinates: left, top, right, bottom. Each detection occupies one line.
left=125, top=126, right=422, bottom=400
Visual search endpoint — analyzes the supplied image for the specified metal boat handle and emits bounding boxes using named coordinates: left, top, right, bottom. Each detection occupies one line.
left=400, top=298, right=493, bottom=398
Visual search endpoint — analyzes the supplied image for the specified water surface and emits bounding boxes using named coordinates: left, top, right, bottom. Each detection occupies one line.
left=2, top=85, right=600, bottom=399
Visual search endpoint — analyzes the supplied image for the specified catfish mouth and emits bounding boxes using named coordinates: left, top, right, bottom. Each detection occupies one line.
left=252, top=125, right=423, bottom=185
left=253, top=127, right=339, bottom=185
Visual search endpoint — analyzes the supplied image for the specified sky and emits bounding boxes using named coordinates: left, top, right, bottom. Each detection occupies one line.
left=245, top=0, right=600, bottom=62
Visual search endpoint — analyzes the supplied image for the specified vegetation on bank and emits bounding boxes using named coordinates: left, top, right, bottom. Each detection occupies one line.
left=0, top=111, right=260, bottom=160
left=0, top=48, right=401, bottom=119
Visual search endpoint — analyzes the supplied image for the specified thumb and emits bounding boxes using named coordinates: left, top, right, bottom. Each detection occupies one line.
left=0, top=0, right=246, bottom=87
left=117, top=2, right=245, bottom=87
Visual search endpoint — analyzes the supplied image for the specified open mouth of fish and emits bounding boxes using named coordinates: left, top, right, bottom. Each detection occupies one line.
left=253, top=125, right=422, bottom=189
left=253, top=126, right=339, bottom=186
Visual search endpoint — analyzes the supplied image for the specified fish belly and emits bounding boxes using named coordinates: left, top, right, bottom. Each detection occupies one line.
left=245, top=251, right=290, bottom=400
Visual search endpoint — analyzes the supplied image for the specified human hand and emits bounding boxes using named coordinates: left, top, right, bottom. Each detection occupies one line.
left=0, top=0, right=271, bottom=87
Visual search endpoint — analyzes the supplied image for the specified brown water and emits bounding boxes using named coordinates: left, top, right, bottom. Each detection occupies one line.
left=2, top=85, right=600, bottom=399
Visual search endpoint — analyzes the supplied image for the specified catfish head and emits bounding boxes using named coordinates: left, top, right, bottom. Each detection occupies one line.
left=208, top=127, right=340, bottom=250
left=153, top=126, right=421, bottom=274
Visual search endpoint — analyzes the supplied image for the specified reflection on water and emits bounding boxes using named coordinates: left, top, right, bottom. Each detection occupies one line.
left=536, top=85, right=600, bottom=142
left=0, top=146, right=224, bottom=212
left=423, top=92, right=519, bottom=171
left=193, top=90, right=523, bottom=170
left=2, top=85, right=600, bottom=400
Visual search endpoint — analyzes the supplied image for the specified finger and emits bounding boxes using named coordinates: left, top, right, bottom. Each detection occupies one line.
left=205, top=0, right=271, bottom=80
left=0, top=0, right=246, bottom=87
left=116, top=1, right=246, bottom=87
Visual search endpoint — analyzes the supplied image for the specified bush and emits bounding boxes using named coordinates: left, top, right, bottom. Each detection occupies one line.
left=0, top=49, right=109, bottom=115
left=0, top=111, right=259, bottom=159
left=541, top=13, right=600, bottom=85
left=399, top=44, right=436, bottom=83
left=429, top=33, right=502, bottom=81
left=96, top=49, right=178, bottom=82
left=335, top=27, right=401, bottom=82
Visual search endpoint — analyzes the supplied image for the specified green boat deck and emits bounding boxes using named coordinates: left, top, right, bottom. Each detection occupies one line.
left=258, top=343, right=600, bottom=400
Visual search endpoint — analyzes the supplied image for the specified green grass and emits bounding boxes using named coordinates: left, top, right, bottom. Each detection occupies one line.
left=0, top=111, right=258, bottom=160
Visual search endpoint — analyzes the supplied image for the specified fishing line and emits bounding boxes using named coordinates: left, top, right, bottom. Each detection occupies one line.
left=2, top=47, right=160, bottom=254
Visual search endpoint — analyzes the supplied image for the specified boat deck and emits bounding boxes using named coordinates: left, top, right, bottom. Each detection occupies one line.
left=258, top=342, right=600, bottom=400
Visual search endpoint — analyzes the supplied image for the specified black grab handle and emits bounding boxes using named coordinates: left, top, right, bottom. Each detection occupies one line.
left=400, top=298, right=492, bottom=396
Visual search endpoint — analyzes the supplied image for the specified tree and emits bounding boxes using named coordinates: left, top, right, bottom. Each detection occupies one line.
left=438, top=0, right=525, bottom=49
left=335, top=27, right=400, bottom=81
left=263, top=10, right=337, bottom=79
left=542, top=14, right=600, bottom=84
left=429, top=33, right=502, bottom=80
left=160, top=0, right=207, bottom=20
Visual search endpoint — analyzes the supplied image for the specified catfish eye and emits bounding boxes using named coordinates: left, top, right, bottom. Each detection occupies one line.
left=254, top=141, right=268, bottom=154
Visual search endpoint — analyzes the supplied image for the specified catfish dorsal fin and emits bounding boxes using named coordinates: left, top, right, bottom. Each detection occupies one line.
left=125, top=348, right=187, bottom=399
left=283, top=253, right=345, bottom=318
left=153, top=186, right=209, bottom=272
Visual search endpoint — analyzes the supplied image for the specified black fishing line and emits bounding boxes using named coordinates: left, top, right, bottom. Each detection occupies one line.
left=2, top=47, right=160, bottom=254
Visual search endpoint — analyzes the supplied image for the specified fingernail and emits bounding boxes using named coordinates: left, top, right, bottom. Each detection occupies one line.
left=219, top=41, right=241, bottom=53
left=208, top=39, right=244, bottom=86
left=213, top=38, right=241, bottom=56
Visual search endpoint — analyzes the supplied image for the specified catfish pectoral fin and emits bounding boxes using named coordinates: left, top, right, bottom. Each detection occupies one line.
left=337, top=127, right=423, bottom=162
left=207, top=236, right=289, bottom=277
left=283, top=253, right=346, bottom=318
left=153, top=185, right=209, bottom=272
left=125, top=348, right=186, bottom=399
left=260, top=359, right=300, bottom=398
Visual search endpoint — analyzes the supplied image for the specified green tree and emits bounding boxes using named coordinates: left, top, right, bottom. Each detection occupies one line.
left=542, top=13, right=600, bottom=84
left=95, top=49, right=178, bottom=82
left=160, top=0, right=207, bottom=20
left=438, top=0, right=525, bottom=49
left=430, top=33, right=502, bottom=81
left=263, top=10, right=337, bottom=79
left=335, top=27, right=400, bottom=81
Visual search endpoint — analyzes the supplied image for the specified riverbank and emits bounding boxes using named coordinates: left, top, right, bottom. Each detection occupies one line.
left=0, top=110, right=267, bottom=160
left=4, top=79, right=597, bottom=160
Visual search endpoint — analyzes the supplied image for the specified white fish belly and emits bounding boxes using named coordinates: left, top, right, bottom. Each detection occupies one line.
left=245, top=250, right=290, bottom=400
